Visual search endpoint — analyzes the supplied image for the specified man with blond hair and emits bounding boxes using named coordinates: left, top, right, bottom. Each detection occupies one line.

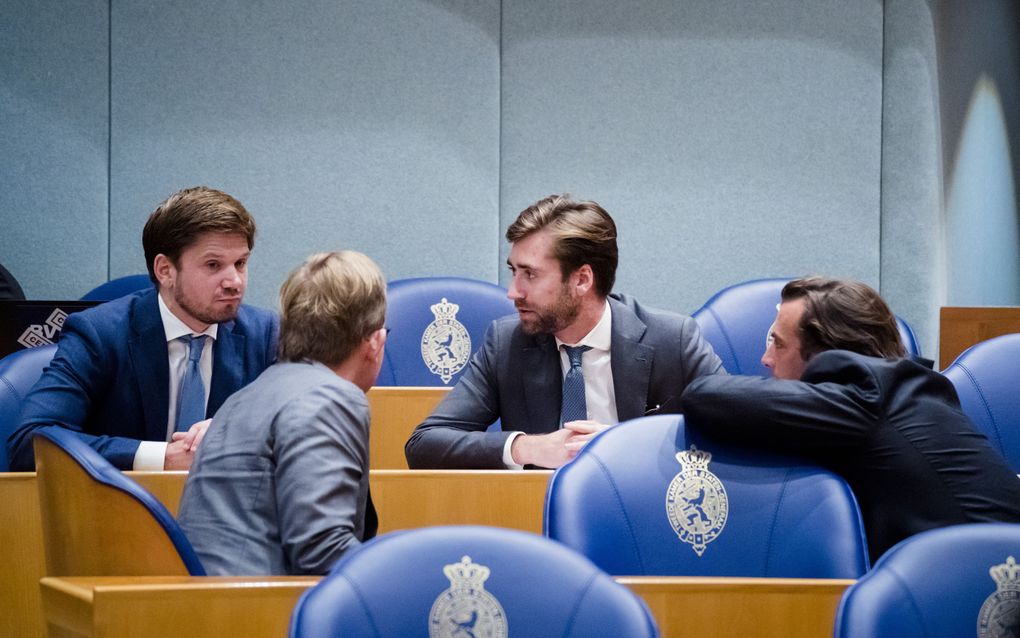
left=179, top=251, right=387, bottom=575
left=406, top=194, right=723, bottom=469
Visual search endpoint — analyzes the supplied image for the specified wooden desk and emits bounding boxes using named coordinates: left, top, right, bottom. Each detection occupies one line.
left=39, top=575, right=853, bottom=638
left=0, top=469, right=550, bottom=637
left=940, top=306, right=1020, bottom=369
left=367, top=386, right=449, bottom=469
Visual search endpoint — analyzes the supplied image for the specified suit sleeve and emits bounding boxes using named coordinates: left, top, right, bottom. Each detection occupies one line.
left=274, top=385, right=369, bottom=575
left=7, top=312, right=141, bottom=471
left=404, top=322, right=511, bottom=469
left=678, top=316, right=726, bottom=385
left=679, top=352, right=884, bottom=453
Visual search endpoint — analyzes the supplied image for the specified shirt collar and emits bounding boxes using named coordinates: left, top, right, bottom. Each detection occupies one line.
left=157, top=292, right=218, bottom=342
left=555, top=300, right=612, bottom=352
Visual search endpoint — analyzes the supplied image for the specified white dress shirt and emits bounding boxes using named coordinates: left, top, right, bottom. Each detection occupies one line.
left=132, top=293, right=217, bottom=470
left=502, top=301, right=616, bottom=468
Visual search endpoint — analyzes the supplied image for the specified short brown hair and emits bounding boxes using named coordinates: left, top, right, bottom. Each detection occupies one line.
left=277, top=251, right=387, bottom=367
left=142, top=186, right=256, bottom=283
left=506, top=194, right=618, bottom=297
left=782, top=277, right=905, bottom=360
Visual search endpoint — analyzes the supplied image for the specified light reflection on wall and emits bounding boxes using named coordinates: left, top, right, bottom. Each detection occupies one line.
left=944, top=75, right=1019, bottom=305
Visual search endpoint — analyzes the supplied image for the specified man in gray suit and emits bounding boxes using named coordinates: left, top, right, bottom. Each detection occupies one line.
left=405, top=194, right=724, bottom=469
left=178, top=251, right=387, bottom=575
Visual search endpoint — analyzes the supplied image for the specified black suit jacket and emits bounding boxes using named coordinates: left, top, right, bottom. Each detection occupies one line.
left=681, top=350, right=1020, bottom=563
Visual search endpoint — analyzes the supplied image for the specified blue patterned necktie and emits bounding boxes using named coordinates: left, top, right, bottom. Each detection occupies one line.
left=560, top=345, right=591, bottom=426
left=175, top=335, right=206, bottom=432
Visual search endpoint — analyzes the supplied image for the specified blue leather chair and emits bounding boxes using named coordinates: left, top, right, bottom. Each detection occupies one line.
left=693, top=278, right=921, bottom=376
left=289, top=526, right=658, bottom=638
left=32, top=426, right=205, bottom=576
left=80, top=274, right=153, bottom=301
left=544, top=414, right=869, bottom=578
left=943, top=334, right=1020, bottom=473
left=0, top=344, right=57, bottom=471
left=377, top=277, right=515, bottom=387
left=834, top=523, right=1020, bottom=637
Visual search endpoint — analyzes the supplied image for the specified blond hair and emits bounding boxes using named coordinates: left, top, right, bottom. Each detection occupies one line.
left=278, top=251, right=386, bottom=366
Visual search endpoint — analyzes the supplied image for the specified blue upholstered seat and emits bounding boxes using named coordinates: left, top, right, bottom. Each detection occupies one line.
left=544, top=414, right=870, bottom=578
left=834, top=523, right=1020, bottom=637
left=289, top=526, right=658, bottom=638
left=80, top=274, right=153, bottom=301
left=0, top=344, right=56, bottom=471
left=693, top=278, right=921, bottom=376
left=943, top=333, right=1020, bottom=473
left=33, top=426, right=205, bottom=575
left=377, top=277, right=514, bottom=387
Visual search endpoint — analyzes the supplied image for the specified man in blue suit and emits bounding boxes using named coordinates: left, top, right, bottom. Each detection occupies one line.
left=7, top=186, right=278, bottom=471
left=405, top=194, right=724, bottom=469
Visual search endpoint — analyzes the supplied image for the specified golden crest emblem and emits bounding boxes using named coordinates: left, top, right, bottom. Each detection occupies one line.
left=665, top=445, right=729, bottom=556
left=421, top=298, right=472, bottom=384
left=429, top=556, right=508, bottom=638
left=978, top=555, right=1020, bottom=637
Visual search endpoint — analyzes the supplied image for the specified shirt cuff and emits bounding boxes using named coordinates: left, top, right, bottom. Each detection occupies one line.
left=133, top=441, right=168, bottom=471
left=502, top=431, right=525, bottom=469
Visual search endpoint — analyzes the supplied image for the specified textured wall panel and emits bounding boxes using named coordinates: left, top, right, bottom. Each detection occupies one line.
left=0, top=0, right=108, bottom=299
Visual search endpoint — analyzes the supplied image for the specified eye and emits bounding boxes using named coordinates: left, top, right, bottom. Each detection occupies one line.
left=206, top=261, right=220, bottom=270
left=235, top=259, right=248, bottom=270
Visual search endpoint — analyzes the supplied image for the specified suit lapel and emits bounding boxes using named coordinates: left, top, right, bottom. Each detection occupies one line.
left=609, top=298, right=654, bottom=421
left=209, top=319, right=244, bottom=415
left=129, top=290, right=171, bottom=441
left=523, top=333, right=562, bottom=433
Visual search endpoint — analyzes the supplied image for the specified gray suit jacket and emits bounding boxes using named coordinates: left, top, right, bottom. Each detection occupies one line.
left=405, top=294, right=724, bottom=468
left=178, top=361, right=371, bottom=575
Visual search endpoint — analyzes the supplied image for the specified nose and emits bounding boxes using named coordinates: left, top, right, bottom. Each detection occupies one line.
left=761, top=344, right=774, bottom=370
left=223, top=266, right=243, bottom=290
left=507, top=277, right=523, bottom=302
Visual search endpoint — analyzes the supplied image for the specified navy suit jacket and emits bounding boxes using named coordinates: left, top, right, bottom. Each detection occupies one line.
left=7, top=288, right=278, bottom=470
left=405, top=294, right=724, bottom=468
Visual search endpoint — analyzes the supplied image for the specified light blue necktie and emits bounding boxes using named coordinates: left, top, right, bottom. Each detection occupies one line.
left=560, top=345, right=591, bottom=426
left=175, top=335, right=206, bottom=432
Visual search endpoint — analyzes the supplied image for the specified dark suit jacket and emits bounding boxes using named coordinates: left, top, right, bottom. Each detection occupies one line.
left=405, top=294, right=724, bottom=468
left=681, top=350, right=1020, bottom=563
left=7, top=288, right=278, bottom=470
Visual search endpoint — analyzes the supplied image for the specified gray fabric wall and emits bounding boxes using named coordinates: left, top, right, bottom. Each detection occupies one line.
left=5, top=0, right=1014, bottom=359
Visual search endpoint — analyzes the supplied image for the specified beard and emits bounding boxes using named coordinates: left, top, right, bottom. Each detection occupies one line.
left=517, top=282, right=580, bottom=335
left=175, top=285, right=241, bottom=326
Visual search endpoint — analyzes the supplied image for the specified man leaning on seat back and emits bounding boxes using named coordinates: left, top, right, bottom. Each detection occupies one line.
left=6, top=186, right=278, bottom=471
left=405, top=194, right=724, bottom=470
left=681, top=277, right=1020, bottom=563
left=178, top=251, right=386, bottom=576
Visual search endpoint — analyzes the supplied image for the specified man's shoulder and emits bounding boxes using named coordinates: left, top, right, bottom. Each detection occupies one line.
left=65, top=288, right=157, bottom=338
left=228, top=303, right=279, bottom=334
left=608, top=293, right=694, bottom=335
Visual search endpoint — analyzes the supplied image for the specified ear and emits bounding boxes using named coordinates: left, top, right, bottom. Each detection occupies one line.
left=572, top=264, right=595, bottom=296
left=152, top=254, right=176, bottom=289
left=365, top=328, right=386, bottom=363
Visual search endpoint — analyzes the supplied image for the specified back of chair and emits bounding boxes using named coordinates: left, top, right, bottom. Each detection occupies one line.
left=835, top=523, right=1020, bottom=637
left=943, top=333, right=1020, bottom=473
left=289, top=526, right=658, bottom=638
left=80, top=274, right=153, bottom=301
left=33, top=427, right=205, bottom=576
left=0, top=344, right=57, bottom=471
left=693, top=278, right=921, bottom=376
left=545, top=415, right=869, bottom=578
left=377, top=277, right=515, bottom=386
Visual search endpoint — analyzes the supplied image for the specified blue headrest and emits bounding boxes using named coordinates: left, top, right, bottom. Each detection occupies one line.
left=80, top=274, right=153, bottom=302
left=377, top=277, right=515, bottom=386
left=33, top=426, right=206, bottom=575
left=545, top=414, right=869, bottom=578
left=835, top=523, right=1020, bottom=637
left=943, top=333, right=1020, bottom=473
left=0, top=344, right=57, bottom=471
left=289, top=526, right=658, bottom=637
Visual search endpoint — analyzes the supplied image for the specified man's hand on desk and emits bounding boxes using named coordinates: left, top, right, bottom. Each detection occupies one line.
left=510, top=420, right=612, bottom=468
left=164, top=418, right=212, bottom=470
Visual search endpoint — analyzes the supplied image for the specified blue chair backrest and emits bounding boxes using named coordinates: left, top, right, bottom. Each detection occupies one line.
left=33, top=426, right=205, bottom=575
left=834, top=523, right=1020, bottom=637
left=377, top=277, right=515, bottom=387
left=943, top=333, right=1020, bottom=473
left=544, top=414, right=870, bottom=578
left=289, top=526, right=658, bottom=638
left=693, top=278, right=920, bottom=376
left=0, top=344, right=57, bottom=471
left=81, top=274, right=153, bottom=301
